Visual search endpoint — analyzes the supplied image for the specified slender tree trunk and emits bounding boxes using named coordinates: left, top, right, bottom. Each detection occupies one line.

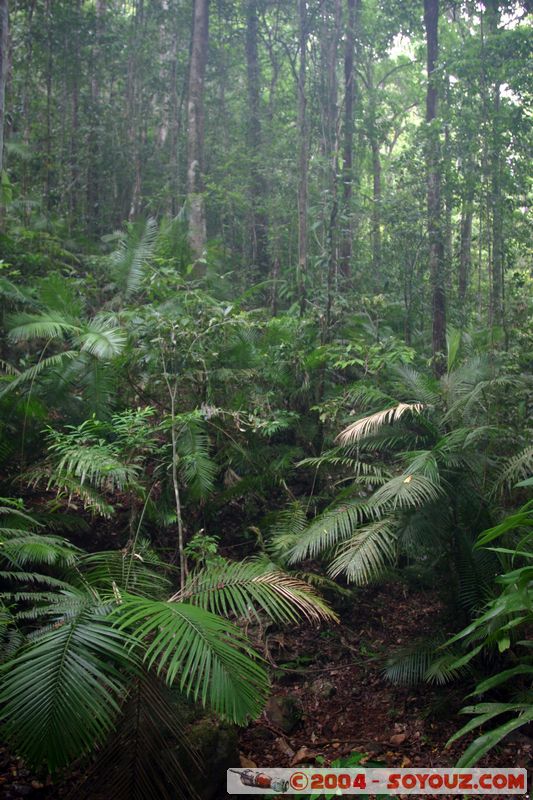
left=458, top=185, right=473, bottom=307
left=370, top=135, right=381, bottom=283
left=45, top=0, right=53, bottom=213
left=424, top=0, right=446, bottom=374
left=69, top=0, right=81, bottom=222
left=339, top=0, right=357, bottom=278
left=324, top=0, right=342, bottom=336
left=0, top=0, right=7, bottom=177
left=297, top=0, right=309, bottom=315
left=187, top=0, right=209, bottom=266
left=128, top=1, right=144, bottom=220
left=485, top=0, right=504, bottom=330
left=87, top=0, right=105, bottom=235
left=246, top=0, right=269, bottom=279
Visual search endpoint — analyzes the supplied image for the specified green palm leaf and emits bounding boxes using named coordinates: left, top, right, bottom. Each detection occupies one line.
left=328, top=517, right=397, bottom=584
left=77, top=318, right=127, bottom=360
left=0, top=603, right=135, bottom=771
left=175, top=559, right=337, bottom=624
left=7, top=311, right=79, bottom=342
left=110, top=217, right=158, bottom=298
left=336, top=402, right=425, bottom=445
left=112, top=593, right=269, bottom=724
left=287, top=500, right=372, bottom=563
left=72, top=671, right=199, bottom=800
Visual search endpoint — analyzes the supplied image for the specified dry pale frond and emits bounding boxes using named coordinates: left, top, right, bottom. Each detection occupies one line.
left=336, top=402, right=425, bottom=445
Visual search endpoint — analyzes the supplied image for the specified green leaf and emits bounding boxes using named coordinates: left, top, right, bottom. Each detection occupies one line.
left=0, top=603, right=134, bottom=771
left=455, top=706, right=533, bottom=767
left=112, top=594, right=269, bottom=724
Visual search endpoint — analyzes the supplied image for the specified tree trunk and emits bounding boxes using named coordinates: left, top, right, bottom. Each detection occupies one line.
left=324, top=0, right=342, bottom=336
left=187, top=0, right=209, bottom=266
left=0, top=0, right=7, bottom=177
left=87, top=0, right=105, bottom=235
left=458, top=187, right=473, bottom=307
left=485, top=0, right=504, bottom=330
left=45, top=0, right=53, bottom=213
left=246, top=0, right=269, bottom=279
left=69, top=0, right=81, bottom=222
left=339, top=0, right=358, bottom=279
left=297, top=0, right=309, bottom=315
left=424, top=0, right=446, bottom=374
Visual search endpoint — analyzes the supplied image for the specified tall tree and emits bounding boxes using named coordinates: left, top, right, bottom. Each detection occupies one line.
left=187, top=0, right=209, bottom=264
left=297, top=0, right=309, bottom=315
left=87, top=0, right=105, bottom=235
left=339, top=0, right=357, bottom=279
left=324, top=0, right=342, bottom=334
left=484, top=0, right=504, bottom=329
left=246, top=0, right=269, bottom=278
left=0, top=0, right=7, bottom=177
left=424, top=0, right=446, bottom=373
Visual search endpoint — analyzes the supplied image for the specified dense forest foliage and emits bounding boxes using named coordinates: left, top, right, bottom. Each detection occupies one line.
left=0, top=0, right=531, bottom=798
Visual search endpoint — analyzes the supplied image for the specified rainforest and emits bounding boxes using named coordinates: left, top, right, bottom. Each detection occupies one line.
left=0, top=1, right=531, bottom=798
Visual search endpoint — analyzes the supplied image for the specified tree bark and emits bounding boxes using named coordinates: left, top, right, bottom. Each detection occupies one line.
left=424, top=0, right=446, bottom=374
left=297, top=0, right=309, bottom=315
left=0, top=0, right=7, bottom=177
left=246, top=0, right=269, bottom=278
left=187, top=0, right=209, bottom=267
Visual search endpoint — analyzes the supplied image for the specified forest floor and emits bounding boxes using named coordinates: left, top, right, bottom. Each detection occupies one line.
left=0, top=582, right=530, bottom=800
left=234, top=581, right=531, bottom=800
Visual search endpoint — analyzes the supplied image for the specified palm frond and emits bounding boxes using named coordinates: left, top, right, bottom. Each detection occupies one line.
left=0, top=351, right=79, bottom=397
left=110, top=217, right=158, bottom=298
left=77, top=318, right=127, bottom=360
left=491, top=446, right=533, bottom=497
left=0, top=532, right=79, bottom=568
left=175, top=559, right=337, bottom=624
left=337, top=402, right=425, bottom=445
left=7, top=311, right=79, bottom=342
left=287, top=501, right=372, bottom=564
left=369, top=473, right=442, bottom=513
left=112, top=593, right=269, bottom=724
left=81, top=546, right=172, bottom=598
left=176, top=414, right=217, bottom=499
left=328, top=517, right=398, bottom=584
left=395, top=365, right=440, bottom=404
left=72, top=671, right=199, bottom=800
left=267, top=501, right=308, bottom=559
left=0, top=603, right=135, bottom=771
